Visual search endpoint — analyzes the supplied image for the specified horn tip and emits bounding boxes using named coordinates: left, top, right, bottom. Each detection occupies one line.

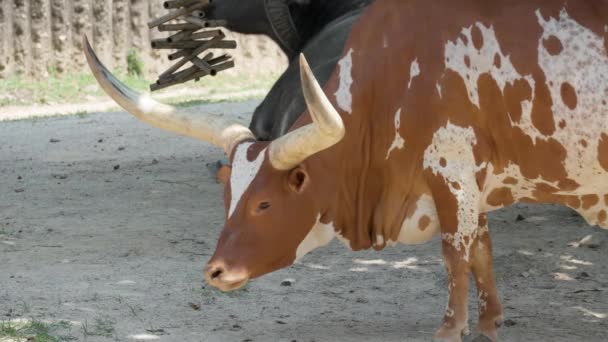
left=299, top=53, right=310, bottom=70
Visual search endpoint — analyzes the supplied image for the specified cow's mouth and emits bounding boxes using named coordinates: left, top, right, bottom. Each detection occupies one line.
left=204, top=263, right=250, bottom=292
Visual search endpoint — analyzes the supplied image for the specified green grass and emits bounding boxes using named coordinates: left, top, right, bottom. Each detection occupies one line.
left=0, top=319, right=74, bottom=342
left=81, top=317, right=115, bottom=338
left=0, top=69, right=280, bottom=108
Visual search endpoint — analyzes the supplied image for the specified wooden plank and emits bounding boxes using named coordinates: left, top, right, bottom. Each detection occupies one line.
left=13, top=0, right=33, bottom=76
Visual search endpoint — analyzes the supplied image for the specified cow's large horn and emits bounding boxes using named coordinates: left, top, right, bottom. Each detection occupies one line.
left=83, top=36, right=253, bottom=155
left=269, top=54, right=345, bottom=170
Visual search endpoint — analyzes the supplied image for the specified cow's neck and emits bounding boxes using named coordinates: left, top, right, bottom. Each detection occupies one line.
left=303, top=113, right=430, bottom=252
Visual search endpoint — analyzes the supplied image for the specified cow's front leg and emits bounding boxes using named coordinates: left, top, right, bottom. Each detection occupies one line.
left=428, top=172, right=483, bottom=342
left=434, top=236, right=472, bottom=342
left=434, top=213, right=504, bottom=342
left=471, top=215, right=503, bottom=341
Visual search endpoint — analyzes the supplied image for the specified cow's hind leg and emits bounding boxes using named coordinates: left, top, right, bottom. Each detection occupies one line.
left=470, top=215, right=503, bottom=341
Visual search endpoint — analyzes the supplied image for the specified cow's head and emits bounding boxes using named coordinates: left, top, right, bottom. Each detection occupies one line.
left=84, top=36, right=344, bottom=291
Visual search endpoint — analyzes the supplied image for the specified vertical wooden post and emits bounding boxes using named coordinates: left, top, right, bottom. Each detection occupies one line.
left=112, top=0, right=129, bottom=73
left=71, top=0, right=93, bottom=70
left=50, top=0, right=71, bottom=73
left=92, top=0, right=113, bottom=71
left=30, top=0, right=52, bottom=77
left=0, top=0, right=14, bottom=78
left=130, top=0, right=150, bottom=75
left=13, top=0, right=32, bottom=76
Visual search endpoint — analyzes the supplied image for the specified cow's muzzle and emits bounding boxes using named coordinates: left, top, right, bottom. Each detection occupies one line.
left=204, top=261, right=249, bottom=291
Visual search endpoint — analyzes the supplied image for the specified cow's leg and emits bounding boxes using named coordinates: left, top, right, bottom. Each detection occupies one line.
left=434, top=237, right=472, bottom=342
left=430, top=184, right=479, bottom=342
left=427, top=165, right=492, bottom=342
left=470, top=215, right=503, bottom=341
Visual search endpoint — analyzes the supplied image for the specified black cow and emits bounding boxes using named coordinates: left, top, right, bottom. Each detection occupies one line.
left=203, top=0, right=373, bottom=140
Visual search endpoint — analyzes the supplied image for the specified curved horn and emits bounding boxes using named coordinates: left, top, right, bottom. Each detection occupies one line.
left=269, top=54, right=345, bottom=170
left=83, top=35, right=253, bottom=155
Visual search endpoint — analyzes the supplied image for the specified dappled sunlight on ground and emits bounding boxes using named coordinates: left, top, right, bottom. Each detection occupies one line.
left=128, top=333, right=161, bottom=340
left=574, top=306, right=607, bottom=320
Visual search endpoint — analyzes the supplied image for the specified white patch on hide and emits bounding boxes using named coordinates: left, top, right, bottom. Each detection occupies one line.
left=335, top=48, right=354, bottom=114
left=335, top=230, right=352, bottom=249
left=228, top=142, right=266, bottom=218
left=386, top=108, right=406, bottom=160
left=374, top=234, right=384, bottom=247
left=423, top=122, right=484, bottom=261
left=396, top=194, right=440, bottom=245
left=534, top=9, right=608, bottom=191
left=295, top=215, right=335, bottom=261
left=408, top=58, right=420, bottom=89
left=445, top=12, right=608, bottom=197
left=444, top=22, right=535, bottom=109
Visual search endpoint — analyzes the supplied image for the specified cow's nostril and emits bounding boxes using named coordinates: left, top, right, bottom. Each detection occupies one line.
left=211, top=268, right=223, bottom=280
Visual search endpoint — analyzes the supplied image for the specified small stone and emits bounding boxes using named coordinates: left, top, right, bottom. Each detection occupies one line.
left=118, top=146, right=125, bottom=151
left=516, top=214, right=525, bottom=221
left=356, top=297, right=369, bottom=304
left=521, top=271, right=530, bottom=278
left=113, top=165, right=120, bottom=170
left=98, top=139, right=104, bottom=143
left=503, top=319, right=517, bottom=327
left=151, top=159, right=159, bottom=165
left=281, top=279, right=294, bottom=287
left=189, top=302, right=201, bottom=311
left=49, top=138, right=60, bottom=143
left=578, top=271, right=590, bottom=278
left=275, top=320, right=286, bottom=325
left=17, top=176, right=22, bottom=180
left=14, top=188, right=24, bottom=193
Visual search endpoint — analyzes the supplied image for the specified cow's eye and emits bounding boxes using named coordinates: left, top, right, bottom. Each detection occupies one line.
left=258, top=202, right=271, bottom=211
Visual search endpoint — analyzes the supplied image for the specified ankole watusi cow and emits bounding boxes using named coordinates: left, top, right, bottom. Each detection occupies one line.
left=201, top=0, right=373, bottom=140
left=85, top=0, right=608, bottom=340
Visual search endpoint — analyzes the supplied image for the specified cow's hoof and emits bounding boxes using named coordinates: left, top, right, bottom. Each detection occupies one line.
left=474, top=315, right=503, bottom=342
left=433, top=324, right=470, bottom=342
left=470, top=335, right=493, bottom=342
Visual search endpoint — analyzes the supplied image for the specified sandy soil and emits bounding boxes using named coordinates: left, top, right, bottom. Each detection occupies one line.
left=0, top=101, right=607, bottom=342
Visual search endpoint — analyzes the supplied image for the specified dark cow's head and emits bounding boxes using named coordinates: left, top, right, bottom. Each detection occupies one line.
left=203, top=0, right=312, bottom=56
left=84, top=37, right=344, bottom=291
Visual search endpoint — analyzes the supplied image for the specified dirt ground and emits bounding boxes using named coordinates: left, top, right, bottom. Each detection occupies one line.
left=0, top=101, right=607, bottom=342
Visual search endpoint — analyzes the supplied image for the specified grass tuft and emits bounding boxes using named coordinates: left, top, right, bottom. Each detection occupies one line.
left=0, top=319, right=73, bottom=342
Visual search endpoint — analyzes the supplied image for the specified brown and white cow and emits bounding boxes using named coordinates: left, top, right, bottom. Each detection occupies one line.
left=84, top=0, right=608, bottom=340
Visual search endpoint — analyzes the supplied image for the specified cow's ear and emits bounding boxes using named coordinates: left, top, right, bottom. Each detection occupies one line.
left=287, top=166, right=309, bottom=194
left=216, top=165, right=232, bottom=185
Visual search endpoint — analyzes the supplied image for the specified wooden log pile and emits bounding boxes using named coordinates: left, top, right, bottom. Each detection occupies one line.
left=148, top=0, right=236, bottom=91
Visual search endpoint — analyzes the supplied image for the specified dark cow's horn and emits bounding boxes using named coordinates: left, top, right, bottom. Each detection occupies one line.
left=269, top=54, right=345, bottom=170
left=83, top=35, right=253, bottom=155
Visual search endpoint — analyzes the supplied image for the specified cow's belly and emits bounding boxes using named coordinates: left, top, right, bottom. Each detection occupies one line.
left=482, top=163, right=608, bottom=229
left=394, top=194, right=441, bottom=245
